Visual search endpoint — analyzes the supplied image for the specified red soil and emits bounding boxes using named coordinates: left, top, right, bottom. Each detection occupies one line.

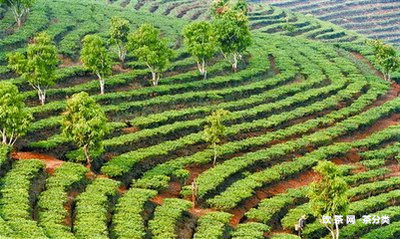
left=185, top=163, right=214, bottom=184
left=188, top=207, right=219, bottom=218
left=112, top=64, right=131, bottom=73
left=387, top=163, right=400, bottom=177
left=229, top=170, right=321, bottom=226
left=339, top=113, right=400, bottom=142
left=151, top=181, right=182, bottom=205
left=122, top=127, right=140, bottom=134
left=64, top=190, right=79, bottom=226
left=59, top=55, right=80, bottom=68
left=11, top=151, right=64, bottom=174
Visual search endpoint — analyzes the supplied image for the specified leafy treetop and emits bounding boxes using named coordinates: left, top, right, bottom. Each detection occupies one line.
left=127, top=23, right=174, bottom=86
left=0, top=82, right=32, bottom=146
left=61, top=92, right=109, bottom=167
left=183, top=21, right=217, bottom=78
left=308, top=161, right=349, bottom=239
left=110, top=16, right=130, bottom=63
left=8, top=32, right=58, bottom=105
left=80, top=34, right=112, bottom=94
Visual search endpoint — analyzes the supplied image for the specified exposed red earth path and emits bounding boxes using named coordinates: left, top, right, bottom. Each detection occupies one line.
left=229, top=170, right=321, bottom=226
left=11, top=151, right=65, bottom=174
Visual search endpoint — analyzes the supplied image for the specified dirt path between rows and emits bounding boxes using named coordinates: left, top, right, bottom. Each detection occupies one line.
left=229, top=170, right=321, bottom=226
left=11, top=151, right=65, bottom=174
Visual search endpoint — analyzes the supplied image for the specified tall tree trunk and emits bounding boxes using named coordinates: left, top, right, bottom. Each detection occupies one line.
left=118, top=44, right=126, bottom=64
left=1, top=130, right=7, bottom=145
left=213, top=143, right=217, bottom=166
left=191, top=180, right=198, bottom=208
left=17, top=17, right=22, bottom=28
left=83, top=144, right=91, bottom=168
left=232, top=53, right=238, bottom=72
left=151, top=72, right=160, bottom=86
left=197, top=58, right=207, bottom=79
left=98, top=75, right=105, bottom=94
left=335, top=222, right=340, bottom=239
left=38, top=88, right=46, bottom=105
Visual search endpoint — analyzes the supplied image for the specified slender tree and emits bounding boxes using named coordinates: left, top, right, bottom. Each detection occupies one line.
left=203, top=109, right=230, bottom=166
left=8, top=32, right=58, bottom=105
left=183, top=21, right=217, bottom=79
left=80, top=35, right=112, bottom=94
left=0, top=0, right=35, bottom=27
left=110, top=16, right=130, bottom=64
left=213, top=11, right=252, bottom=72
left=368, top=40, right=400, bottom=81
left=61, top=92, right=108, bottom=167
left=0, top=82, right=32, bottom=146
left=308, top=161, right=349, bottom=239
left=127, top=24, right=174, bottom=86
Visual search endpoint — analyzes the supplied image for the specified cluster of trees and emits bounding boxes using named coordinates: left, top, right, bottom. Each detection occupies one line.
left=1, top=0, right=251, bottom=169
left=368, top=39, right=400, bottom=81
left=7, top=0, right=252, bottom=99
left=184, top=0, right=251, bottom=77
left=0, top=82, right=107, bottom=167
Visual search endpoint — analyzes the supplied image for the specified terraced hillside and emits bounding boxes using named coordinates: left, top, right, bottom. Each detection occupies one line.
left=259, top=0, right=400, bottom=46
left=0, top=0, right=400, bottom=239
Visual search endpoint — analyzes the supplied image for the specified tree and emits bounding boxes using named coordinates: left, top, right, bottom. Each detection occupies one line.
left=211, top=0, right=248, bottom=18
left=183, top=21, right=217, bottom=79
left=127, top=24, right=174, bottom=86
left=110, top=17, right=130, bottom=64
left=368, top=40, right=400, bottom=81
left=80, top=35, right=112, bottom=94
left=203, top=109, right=230, bottom=166
left=213, top=11, right=252, bottom=72
left=0, top=82, right=32, bottom=146
left=0, top=0, right=35, bottom=27
left=61, top=92, right=108, bottom=168
left=308, top=161, right=349, bottom=239
left=8, top=32, right=58, bottom=105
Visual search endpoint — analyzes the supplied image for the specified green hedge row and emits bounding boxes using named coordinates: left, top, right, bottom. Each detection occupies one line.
left=148, top=198, right=192, bottom=239
left=231, top=222, right=270, bottom=239
left=303, top=189, right=400, bottom=238
left=103, top=76, right=350, bottom=178
left=340, top=206, right=400, bottom=239
left=0, top=145, right=11, bottom=176
left=74, top=178, right=120, bottom=239
left=0, top=160, right=47, bottom=239
left=135, top=80, right=386, bottom=191
left=193, top=212, right=232, bottom=239
left=112, top=188, right=157, bottom=239
left=38, top=162, right=88, bottom=239
left=361, top=221, right=400, bottom=239
left=205, top=98, right=400, bottom=210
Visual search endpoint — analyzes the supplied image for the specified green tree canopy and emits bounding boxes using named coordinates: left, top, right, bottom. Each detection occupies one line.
left=80, top=34, right=112, bottom=94
left=0, top=0, right=35, bottom=27
left=127, top=24, right=174, bottom=86
left=183, top=21, right=217, bottom=78
left=61, top=92, right=109, bottom=167
left=308, top=161, right=349, bottom=239
left=203, top=109, right=230, bottom=166
left=368, top=40, right=400, bottom=81
left=110, top=16, right=130, bottom=64
left=0, top=82, right=32, bottom=146
left=211, top=0, right=248, bottom=18
left=213, top=11, right=252, bottom=72
left=8, top=32, right=58, bottom=105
